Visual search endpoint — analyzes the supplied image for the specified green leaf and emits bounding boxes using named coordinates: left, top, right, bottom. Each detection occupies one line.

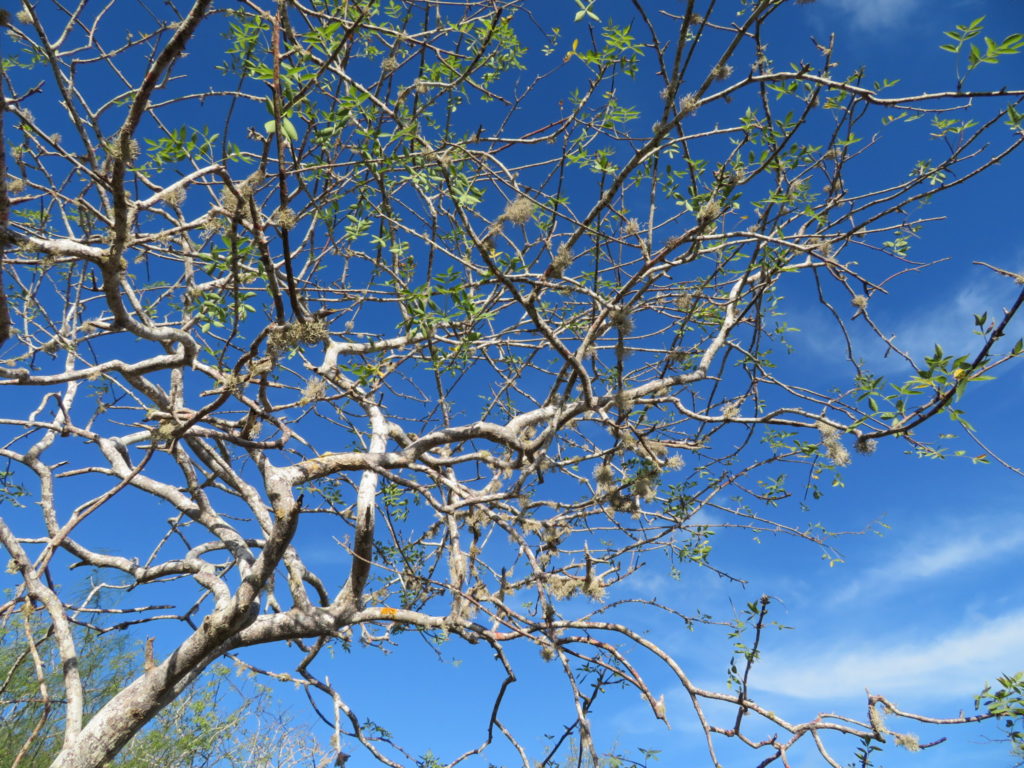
left=281, top=117, right=299, bottom=142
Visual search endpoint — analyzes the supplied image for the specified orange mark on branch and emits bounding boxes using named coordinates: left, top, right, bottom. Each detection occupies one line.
left=379, top=606, right=398, bottom=618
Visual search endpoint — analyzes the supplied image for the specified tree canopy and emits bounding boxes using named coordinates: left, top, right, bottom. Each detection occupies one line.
left=1, top=1, right=1023, bottom=767
left=0, top=612, right=326, bottom=767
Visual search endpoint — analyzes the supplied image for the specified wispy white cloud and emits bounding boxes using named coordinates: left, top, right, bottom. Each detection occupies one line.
left=821, top=0, right=920, bottom=30
left=752, top=608, right=1024, bottom=701
left=833, top=521, right=1024, bottom=603
left=878, top=275, right=1024, bottom=372
left=793, top=265, right=1024, bottom=378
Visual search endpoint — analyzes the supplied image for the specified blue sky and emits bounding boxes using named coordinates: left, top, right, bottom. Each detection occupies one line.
left=3, top=0, right=1024, bottom=767
left=646, top=3, right=1024, bottom=764
left=340, top=0, right=1024, bottom=764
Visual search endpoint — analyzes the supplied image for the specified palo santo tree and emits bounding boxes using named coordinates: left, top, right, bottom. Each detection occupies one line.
left=1, top=2, right=1023, bottom=767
